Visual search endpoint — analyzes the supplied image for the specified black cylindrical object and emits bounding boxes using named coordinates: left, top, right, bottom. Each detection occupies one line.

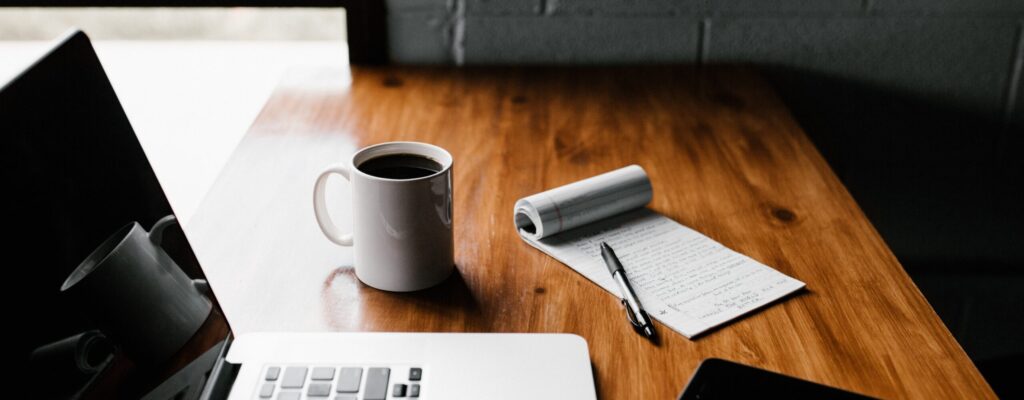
left=30, top=330, right=113, bottom=398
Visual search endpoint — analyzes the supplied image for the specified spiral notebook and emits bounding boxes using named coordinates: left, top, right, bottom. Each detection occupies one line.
left=514, top=165, right=806, bottom=338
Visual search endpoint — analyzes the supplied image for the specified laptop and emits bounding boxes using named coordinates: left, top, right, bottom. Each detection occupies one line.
left=3, top=29, right=596, bottom=400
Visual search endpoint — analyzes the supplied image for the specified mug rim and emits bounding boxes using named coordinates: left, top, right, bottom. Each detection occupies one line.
left=61, top=221, right=139, bottom=291
left=350, top=141, right=453, bottom=183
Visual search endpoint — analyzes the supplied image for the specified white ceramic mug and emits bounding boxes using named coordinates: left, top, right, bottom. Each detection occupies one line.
left=313, top=142, right=454, bottom=292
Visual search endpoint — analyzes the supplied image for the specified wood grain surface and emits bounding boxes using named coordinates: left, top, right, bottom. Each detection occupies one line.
left=187, top=65, right=994, bottom=399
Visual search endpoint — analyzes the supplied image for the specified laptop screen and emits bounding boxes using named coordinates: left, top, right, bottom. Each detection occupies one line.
left=2, top=31, right=230, bottom=399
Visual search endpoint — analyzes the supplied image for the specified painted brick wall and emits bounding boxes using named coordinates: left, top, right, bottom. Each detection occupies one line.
left=386, top=0, right=1023, bottom=126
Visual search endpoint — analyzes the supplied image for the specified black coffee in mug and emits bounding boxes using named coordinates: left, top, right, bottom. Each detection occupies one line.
left=358, top=153, right=442, bottom=179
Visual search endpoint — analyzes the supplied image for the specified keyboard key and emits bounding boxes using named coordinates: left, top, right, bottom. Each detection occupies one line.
left=265, top=367, right=281, bottom=381
left=410, top=384, right=420, bottom=397
left=312, top=367, right=336, bottom=381
left=276, top=391, right=300, bottom=400
left=409, top=367, right=422, bottom=381
left=308, top=383, right=332, bottom=397
left=259, top=383, right=275, bottom=398
left=336, top=367, right=363, bottom=393
left=393, top=383, right=407, bottom=397
left=280, top=367, right=308, bottom=389
left=364, top=367, right=390, bottom=400
left=334, top=396, right=357, bottom=400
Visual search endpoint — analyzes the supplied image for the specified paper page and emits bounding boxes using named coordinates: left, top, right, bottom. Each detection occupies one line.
left=522, top=208, right=806, bottom=338
left=514, top=165, right=652, bottom=240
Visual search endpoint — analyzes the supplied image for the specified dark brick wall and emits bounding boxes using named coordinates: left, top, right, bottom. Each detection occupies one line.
left=387, top=0, right=1023, bottom=125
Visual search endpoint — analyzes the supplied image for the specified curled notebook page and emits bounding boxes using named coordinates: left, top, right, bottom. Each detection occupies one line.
left=514, top=165, right=653, bottom=240
left=514, top=165, right=806, bottom=338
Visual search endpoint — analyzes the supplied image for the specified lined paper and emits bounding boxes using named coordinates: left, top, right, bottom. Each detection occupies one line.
left=516, top=167, right=805, bottom=338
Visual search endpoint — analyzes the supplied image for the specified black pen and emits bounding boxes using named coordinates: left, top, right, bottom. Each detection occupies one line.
left=600, top=242, right=656, bottom=339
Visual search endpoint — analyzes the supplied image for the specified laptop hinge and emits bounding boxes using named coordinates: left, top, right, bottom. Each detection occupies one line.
left=199, top=334, right=239, bottom=400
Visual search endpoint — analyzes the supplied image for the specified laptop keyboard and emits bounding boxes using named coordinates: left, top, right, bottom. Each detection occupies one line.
left=259, top=365, right=423, bottom=399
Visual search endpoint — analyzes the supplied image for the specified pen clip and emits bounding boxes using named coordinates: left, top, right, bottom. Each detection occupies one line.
left=621, top=298, right=642, bottom=328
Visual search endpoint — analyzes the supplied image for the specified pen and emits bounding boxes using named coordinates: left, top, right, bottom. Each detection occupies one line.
left=600, top=242, right=656, bottom=339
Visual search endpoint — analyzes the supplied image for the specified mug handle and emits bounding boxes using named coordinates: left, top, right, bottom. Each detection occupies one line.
left=148, top=215, right=177, bottom=247
left=313, top=163, right=354, bottom=246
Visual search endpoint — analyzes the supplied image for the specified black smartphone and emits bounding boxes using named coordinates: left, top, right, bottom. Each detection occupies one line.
left=679, top=358, right=875, bottom=400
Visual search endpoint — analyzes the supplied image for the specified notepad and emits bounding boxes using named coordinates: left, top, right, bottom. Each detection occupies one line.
left=514, top=165, right=806, bottom=338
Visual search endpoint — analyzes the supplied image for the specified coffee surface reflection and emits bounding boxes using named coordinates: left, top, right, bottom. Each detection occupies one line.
left=358, top=153, right=442, bottom=180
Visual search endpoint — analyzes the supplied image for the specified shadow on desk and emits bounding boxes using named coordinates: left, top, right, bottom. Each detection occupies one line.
left=321, top=266, right=484, bottom=332
left=758, top=66, right=1024, bottom=398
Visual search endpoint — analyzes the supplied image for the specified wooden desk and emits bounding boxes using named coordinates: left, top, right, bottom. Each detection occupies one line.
left=188, top=66, right=994, bottom=399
